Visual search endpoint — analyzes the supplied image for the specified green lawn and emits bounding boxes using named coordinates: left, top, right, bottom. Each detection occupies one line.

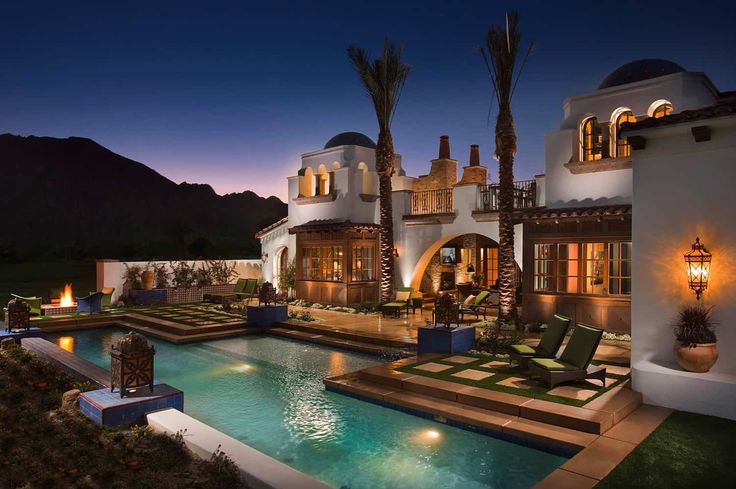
left=596, top=411, right=736, bottom=489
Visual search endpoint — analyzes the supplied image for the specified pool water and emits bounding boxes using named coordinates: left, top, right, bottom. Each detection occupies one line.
left=51, top=328, right=565, bottom=489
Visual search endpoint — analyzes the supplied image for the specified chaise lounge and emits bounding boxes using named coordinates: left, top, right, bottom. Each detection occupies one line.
left=528, top=322, right=607, bottom=388
left=235, top=278, right=258, bottom=302
left=204, top=278, right=247, bottom=303
left=459, top=290, right=491, bottom=322
left=382, top=287, right=414, bottom=317
left=507, top=314, right=571, bottom=370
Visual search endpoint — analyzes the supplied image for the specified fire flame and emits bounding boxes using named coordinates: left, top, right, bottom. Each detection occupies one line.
left=59, top=283, right=74, bottom=307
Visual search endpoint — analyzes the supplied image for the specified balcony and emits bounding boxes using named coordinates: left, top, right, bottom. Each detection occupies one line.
left=473, top=180, right=537, bottom=221
left=403, top=188, right=455, bottom=225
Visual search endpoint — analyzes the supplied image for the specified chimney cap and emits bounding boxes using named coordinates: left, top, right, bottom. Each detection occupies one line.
left=469, top=144, right=480, bottom=166
left=438, top=135, right=451, bottom=159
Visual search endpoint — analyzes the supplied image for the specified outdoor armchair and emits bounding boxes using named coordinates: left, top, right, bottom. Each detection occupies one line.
left=76, top=292, right=104, bottom=314
left=10, top=294, right=42, bottom=316
left=528, top=323, right=606, bottom=388
left=90, top=287, right=115, bottom=308
left=381, top=287, right=414, bottom=317
left=235, top=278, right=258, bottom=301
left=507, top=314, right=571, bottom=370
left=459, top=290, right=491, bottom=321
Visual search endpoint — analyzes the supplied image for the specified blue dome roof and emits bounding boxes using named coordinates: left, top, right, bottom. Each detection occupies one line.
left=324, top=132, right=376, bottom=149
left=599, top=59, right=685, bottom=89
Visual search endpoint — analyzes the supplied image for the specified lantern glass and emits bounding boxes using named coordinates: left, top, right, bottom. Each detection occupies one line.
left=684, top=237, right=712, bottom=300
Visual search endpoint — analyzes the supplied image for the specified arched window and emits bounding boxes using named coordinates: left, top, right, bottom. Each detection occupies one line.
left=331, top=161, right=341, bottom=170
left=357, top=161, right=373, bottom=194
left=580, top=117, right=602, bottom=161
left=316, top=164, right=330, bottom=195
left=613, top=110, right=636, bottom=158
left=299, top=167, right=314, bottom=197
left=652, top=102, right=673, bottom=118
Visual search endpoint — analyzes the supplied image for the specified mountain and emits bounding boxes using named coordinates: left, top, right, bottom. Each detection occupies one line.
left=0, top=133, right=287, bottom=260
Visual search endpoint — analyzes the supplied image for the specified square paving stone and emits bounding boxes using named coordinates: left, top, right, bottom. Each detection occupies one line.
left=547, top=385, right=600, bottom=401
left=451, top=369, right=494, bottom=381
left=496, top=376, right=547, bottom=391
left=443, top=355, right=478, bottom=364
left=598, top=364, right=631, bottom=376
left=414, top=362, right=454, bottom=373
left=479, top=360, right=511, bottom=368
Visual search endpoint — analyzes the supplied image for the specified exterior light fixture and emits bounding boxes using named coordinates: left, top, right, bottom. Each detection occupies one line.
left=261, top=253, right=268, bottom=263
left=393, top=247, right=399, bottom=258
left=684, top=237, right=711, bottom=300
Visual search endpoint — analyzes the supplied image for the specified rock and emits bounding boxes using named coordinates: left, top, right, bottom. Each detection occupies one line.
left=61, top=389, right=81, bottom=412
left=0, top=338, right=17, bottom=350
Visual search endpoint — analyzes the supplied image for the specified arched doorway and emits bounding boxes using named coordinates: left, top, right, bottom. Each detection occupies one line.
left=274, top=246, right=289, bottom=283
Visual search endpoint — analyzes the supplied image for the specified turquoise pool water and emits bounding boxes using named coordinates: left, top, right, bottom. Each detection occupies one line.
left=51, top=328, right=565, bottom=489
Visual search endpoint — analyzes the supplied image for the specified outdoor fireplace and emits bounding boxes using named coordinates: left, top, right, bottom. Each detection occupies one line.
left=440, top=272, right=455, bottom=291
left=41, top=283, right=78, bottom=316
left=110, top=331, right=155, bottom=398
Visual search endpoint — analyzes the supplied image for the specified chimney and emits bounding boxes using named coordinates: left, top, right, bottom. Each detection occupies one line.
left=438, top=135, right=451, bottom=159
left=469, top=144, right=480, bottom=166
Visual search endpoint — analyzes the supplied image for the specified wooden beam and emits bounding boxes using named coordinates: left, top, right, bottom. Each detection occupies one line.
left=691, top=125, right=711, bottom=142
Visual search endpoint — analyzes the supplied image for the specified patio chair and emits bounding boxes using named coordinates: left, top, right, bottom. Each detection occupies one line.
left=76, top=292, right=104, bottom=314
left=235, top=278, right=259, bottom=302
left=381, top=287, right=414, bottom=317
left=10, top=294, right=42, bottom=316
left=204, top=278, right=247, bottom=303
left=90, top=287, right=115, bottom=308
left=459, top=290, right=491, bottom=321
left=528, top=323, right=606, bottom=388
left=507, top=314, right=571, bottom=370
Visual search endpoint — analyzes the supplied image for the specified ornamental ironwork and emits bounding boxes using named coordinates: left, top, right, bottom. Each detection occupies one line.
left=110, top=331, right=155, bottom=398
left=259, top=281, right=276, bottom=306
left=684, top=237, right=712, bottom=300
left=434, top=293, right=459, bottom=329
left=5, top=297, right=31, bottom=332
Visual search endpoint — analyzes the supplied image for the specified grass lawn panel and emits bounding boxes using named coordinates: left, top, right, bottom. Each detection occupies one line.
left=596, top=411, right=736, bottom=489
left=397, top=354, right=628, bottom=407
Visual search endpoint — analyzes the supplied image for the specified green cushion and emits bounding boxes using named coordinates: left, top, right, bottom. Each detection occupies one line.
left=531, top=358, right=578, bottom=371
left=474, top=290, right=490, bottom=305
left=537, top=314, right=571, bottom=356
left=559, top=323, right=603, bottom=370
left=383, top=302, right=407, bottom=308
left=510, top=344, right=536, bottom=355
left=233, top=279, right=247, bottom=293
left=243, top=279, right=257, bottom=294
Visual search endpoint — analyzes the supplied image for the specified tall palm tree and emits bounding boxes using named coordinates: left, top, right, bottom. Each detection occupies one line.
left=348, top=39, right=411, bottom=303
left=481, top=12, right=532, bottom=325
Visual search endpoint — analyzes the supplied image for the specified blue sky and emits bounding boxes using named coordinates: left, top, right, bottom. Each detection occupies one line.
left=2, top=0, right=734, bottom=200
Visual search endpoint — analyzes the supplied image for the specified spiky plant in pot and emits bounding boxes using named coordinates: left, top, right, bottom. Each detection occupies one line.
left=673, top=304, right=718, bottom=373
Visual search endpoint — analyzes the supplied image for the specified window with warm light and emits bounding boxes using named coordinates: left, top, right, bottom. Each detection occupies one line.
left=557, top=243, right=579, bottom=293
left=614, top=111, right=636, bottom=157
left=301, top=246, right=343, bottom=281
left=351, top=245, right=374, bottom=281
left=652, top=102, right=673, bottom=118
left=608, top=242, right=632, bottom=295
left=583, top=243, right=607, bottom=294
left=533, top=244, right=555, bottom=291
left=580, top=117, right=602, bottom=161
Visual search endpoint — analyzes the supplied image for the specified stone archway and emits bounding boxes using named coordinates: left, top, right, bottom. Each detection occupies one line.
left=273, top=246, right=288, bottom=284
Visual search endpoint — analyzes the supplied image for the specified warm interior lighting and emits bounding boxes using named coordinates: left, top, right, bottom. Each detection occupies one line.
left=684, top=237, right=712, bottom=300
left=59, top=283, right=74, bottom=307
left=58, top=336, right=74, bottom=352
left=393, top=247, right=399, bottom=258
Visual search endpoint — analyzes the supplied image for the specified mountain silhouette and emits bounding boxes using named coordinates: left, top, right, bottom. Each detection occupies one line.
left=0, top=133, right=286, bottom=260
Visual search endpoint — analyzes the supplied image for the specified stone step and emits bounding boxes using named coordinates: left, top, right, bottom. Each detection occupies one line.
left=269, top=327, right=408, bottom=357
left=116, top=321, right=251, bottom=344
left=280, top=320, right=415, bottom=349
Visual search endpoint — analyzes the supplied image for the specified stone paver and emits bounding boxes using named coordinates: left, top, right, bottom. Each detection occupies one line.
left=533, top=469, right=598, bottom=489
left=479, top=360, right=510, bottom=368
left=451, top=369, right=494, bottom=381
left=603, top=404, right=673, bottom=444
left=443, top=355, right=478, bottom=364
left=598, top=364, right=631, bottom=376
left=561, top=436, right=636, bottom=480
left=546, top=385, right=599, bottom=401
left=496, top=376, right=546, bottom=391
left=414, top=362, right=454, bottom=373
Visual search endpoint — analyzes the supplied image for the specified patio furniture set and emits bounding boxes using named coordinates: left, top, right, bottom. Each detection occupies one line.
left=8, top=288, right=115, bottom=316
left=203, top=278, right=259, bottom=304
left=381, top=287, right=498, bottom=324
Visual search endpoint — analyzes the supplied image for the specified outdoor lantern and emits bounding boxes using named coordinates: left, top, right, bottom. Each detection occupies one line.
left=110, top=331, right=155, bottom=398
left=467, top=264, right=475, bottom=273
left=261, top=252, right=268, bottom=263
left=393, top=247, right=400, bottom=258
left=684, top=237, right=712, bottom=300
left=259, top=281, right=276, bottom=306
left=5, top=297, right=31, bottom=332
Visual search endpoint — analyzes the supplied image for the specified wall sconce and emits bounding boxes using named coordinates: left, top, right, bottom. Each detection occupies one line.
left=684, top=237, right=711, bottom=300
left=261, top=253, right=268, bottom=263
left=393, top=247, right=399, bottom=258
left=467, top=264, right=475, bottom=273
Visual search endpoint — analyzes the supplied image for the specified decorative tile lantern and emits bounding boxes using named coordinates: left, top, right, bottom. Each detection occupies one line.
left=259, top=281, right=276, bottom=306
left=5, top=297, right=31, bottom=332
left=110, top=331, right=155, bottom=398
left=684, top=237, right=712, bottom=300
left=434, top=293, right=459, bottom=328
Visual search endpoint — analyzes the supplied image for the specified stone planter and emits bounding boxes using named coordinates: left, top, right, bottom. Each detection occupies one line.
left=418, top=325, right=476, bottom=354
left=166, top=287, right=202, bottom=304
left=129, top=289, right=167, bottom=306
left=247, top=305, right=288, bottom=328
left=674, top=342, right=718, bottom=373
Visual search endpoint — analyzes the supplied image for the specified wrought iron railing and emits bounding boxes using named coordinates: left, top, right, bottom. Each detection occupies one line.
left=409, top=188, right=454, bottom=215
left=478, top=180, right=537, bottom=211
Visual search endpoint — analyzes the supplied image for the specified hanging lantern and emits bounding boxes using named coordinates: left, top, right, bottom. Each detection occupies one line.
left=684, top=237, right=712, bottom=300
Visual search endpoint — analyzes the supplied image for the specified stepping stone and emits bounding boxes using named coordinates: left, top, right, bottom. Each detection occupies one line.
left=443, top=355, right=478, bottom=364
left=479, top=360, right=510, bottom=368
left=547, top=385, right=600, bottom=401
left=496, top=376, right=547, bottom=391
left=452, top=369, right=494, bottom=381
left=598, top=364, right=631, bottom=376
left=414, top=362, right=454, bottom=373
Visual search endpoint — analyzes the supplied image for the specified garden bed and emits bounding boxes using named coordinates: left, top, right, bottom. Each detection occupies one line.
left=0, top=342, right=247, bottom=489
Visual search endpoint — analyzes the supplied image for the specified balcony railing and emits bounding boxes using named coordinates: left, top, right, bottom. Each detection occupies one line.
left=409, top=188, right=454, bottom=215
left=478, top=180, right=537, bottom=211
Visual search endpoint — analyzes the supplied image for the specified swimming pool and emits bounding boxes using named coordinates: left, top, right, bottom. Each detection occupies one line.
left=51, top=328, right=565, bottom=489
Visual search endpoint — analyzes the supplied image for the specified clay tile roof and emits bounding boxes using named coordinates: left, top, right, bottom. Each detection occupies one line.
left=622, top=98, right=736, bottom=132
left=287, top=219, right=381, bottom=234
left=255, top=217, right=288, bottom=238
left=520, top=205, right=631, bottom=221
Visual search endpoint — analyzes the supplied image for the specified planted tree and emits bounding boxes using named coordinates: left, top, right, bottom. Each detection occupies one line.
left=481, top=11, right=532, bottom=326
left=348, top=39, right=411, bottom=303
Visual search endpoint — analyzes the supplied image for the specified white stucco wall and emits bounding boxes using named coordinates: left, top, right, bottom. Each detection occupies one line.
left=629, top=115, right=736, bottom=418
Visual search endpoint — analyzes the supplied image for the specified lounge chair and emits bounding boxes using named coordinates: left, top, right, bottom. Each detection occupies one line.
left=459, top=290, right=491, bottom=321
left=382, top=287, right=414, bottom=317
left=235, top=278, right=258, bottom=302
left=528, top=323, right=606, bottom=388
left=507, top=314, right=571, bottom=370
left=10, top=294, right=42, bottom=316
left=76, top=292, right=103, bottom=314
left=205, top=279, right=247, bottom=303
left=90, top=287, right=115, bottom=308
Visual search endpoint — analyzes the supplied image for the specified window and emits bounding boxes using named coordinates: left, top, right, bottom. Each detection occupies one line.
left=580, top=117, right=602, bottom=161
left=583, top=243, right=606, bottom=294
left=614, top=110, right=636, bottom=158
left=557, top=243, right=579, bottom=293
left=480, top=247, right=499, bottom=287
left=301, top=246, right=343, bottom=281
left=652, top=103, right=673, bottom=119
left=608, top=242, right=632, bottom=295
left=533, top=244, right=555, bottom=291
left=351, top=246, right=374, bottom=281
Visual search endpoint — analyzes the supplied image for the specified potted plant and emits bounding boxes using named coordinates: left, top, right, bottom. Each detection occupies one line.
left=673, top=304, right=718, bottom=373
left=278, top=261, right=297, bottom=299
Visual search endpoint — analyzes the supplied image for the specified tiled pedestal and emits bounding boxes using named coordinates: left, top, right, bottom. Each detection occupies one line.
left=418, top=325, right=476, bottom=354
left=247, top=305, right=288, bottom=328
left=79, top=383, right=183, bottom=427
left=0, top=327, right=47, bottom=345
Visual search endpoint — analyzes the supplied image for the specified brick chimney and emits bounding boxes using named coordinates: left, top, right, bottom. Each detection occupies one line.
left=413, top=135, right=458, bottom=191
left=438, top=135, right=451, bottom=159
left=456, top=144, right=487, bottom=186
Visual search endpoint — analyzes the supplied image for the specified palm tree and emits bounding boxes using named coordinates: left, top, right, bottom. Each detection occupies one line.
left=348, top=39, right=411, bottom=303
left=481, top=12, right=532, bottom=325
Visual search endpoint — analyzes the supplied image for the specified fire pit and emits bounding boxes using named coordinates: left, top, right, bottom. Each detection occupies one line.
left=41, top=283, right=78, bottom=316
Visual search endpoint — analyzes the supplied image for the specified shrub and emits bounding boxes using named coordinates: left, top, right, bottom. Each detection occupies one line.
left=207, top=260, right=238, bottom=285
left=194, top=263, right=214, bottom=286
left=170, top=261, right=196, bottom=288
left=477, top=320, right=522, bottom=355
left=148, top=262, right=170, bottom=288
left=673, top=304, right=717, bottom=347
left=122, top=263, right=143, bottom=291
left=278, top=260, right=296, bottom=292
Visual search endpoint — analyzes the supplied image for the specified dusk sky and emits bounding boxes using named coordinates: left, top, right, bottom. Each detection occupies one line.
left=2, top=0, right=734, bottom=200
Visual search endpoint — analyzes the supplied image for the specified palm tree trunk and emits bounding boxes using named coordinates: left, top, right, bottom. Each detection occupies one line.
left=376, top=129, right=395, bottom=303
left=496, top=104, right=518, bottom=323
